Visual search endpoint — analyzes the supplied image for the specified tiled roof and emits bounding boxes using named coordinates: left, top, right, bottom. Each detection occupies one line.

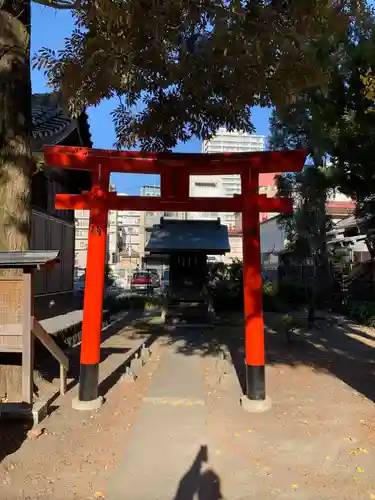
left=146, top=219, right=230, bottom=254
left=32, top=93, right=72, bottom=139
left=0, top=250, right=60, bottom=269
left=333, top=214, right=374, bottom=230
left=31, top=93, right=92, bottom=150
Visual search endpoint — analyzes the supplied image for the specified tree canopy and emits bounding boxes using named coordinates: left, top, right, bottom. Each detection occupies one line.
left=269, top=5, right=375, bottom=206
left=33, top=0, right=363, bottom=151
left=276, top=166, right=333, bottom=258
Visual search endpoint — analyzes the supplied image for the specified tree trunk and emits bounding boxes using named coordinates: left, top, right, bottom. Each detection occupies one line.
left=308, top=256, right=317, bottom=325
left=0, top=1, right=33, bottom=401
left=314, top=195, right=330, bottom=316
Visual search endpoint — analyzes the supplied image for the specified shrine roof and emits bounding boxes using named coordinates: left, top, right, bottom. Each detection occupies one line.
left=32, top=93, right=92, bottom=152
left=146, top=219, right=230, bottom=254
left=0, top=251, right=60, bottom=269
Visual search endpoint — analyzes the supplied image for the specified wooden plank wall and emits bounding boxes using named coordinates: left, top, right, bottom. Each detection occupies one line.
left=31, top=209, right=75, bottom=296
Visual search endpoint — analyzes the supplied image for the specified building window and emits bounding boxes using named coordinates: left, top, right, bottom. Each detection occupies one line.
left=194, top=182, right=217, bottom=188
left=76, top=210, right=89, bottom=218
left=76, top=218, right=89, bottom=229
left=76, top=229, right=87, bottom=238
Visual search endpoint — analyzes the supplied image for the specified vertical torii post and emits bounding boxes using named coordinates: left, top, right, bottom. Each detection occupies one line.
left=74, top=165, right=110, bottom=410
left=240, top=169, right=269, bottom=411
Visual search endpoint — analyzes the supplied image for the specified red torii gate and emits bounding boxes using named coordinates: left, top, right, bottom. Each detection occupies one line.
left=44, top=145, right=306, bottom=411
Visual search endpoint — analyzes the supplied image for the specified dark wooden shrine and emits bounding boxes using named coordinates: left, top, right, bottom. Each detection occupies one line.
left=146, top=218, right=230, bottom=324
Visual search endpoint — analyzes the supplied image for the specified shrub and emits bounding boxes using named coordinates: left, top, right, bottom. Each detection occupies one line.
left=263, top=281, right=277, bottom=296
left=262, top=282, right=287, bottom=312
left=210, top=271, right=285, bottom=313
left=343, top=299, right=375, bottom=327
left=278, top=278, right=309, bottom=305
left=104, top=295, right=130, bottom=313
left=278, top=314, right=303, bottom=329
left=104, top=294, right=152, bottom=314
left=211, top=280, right=243, bottom=312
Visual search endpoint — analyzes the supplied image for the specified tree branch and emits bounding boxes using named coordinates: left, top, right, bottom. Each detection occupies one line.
left=33, top=0, right=82, bottom=10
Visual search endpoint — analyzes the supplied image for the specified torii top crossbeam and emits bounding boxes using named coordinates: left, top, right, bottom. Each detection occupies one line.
left=44, top=146, right=306, bottom=214
left=45, top=145, right=305, bottom=175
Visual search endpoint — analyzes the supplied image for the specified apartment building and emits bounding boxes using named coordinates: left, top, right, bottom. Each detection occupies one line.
left=74, top=184, right=119, bottom=271
left=202, top=129, right=265, bottom=196
left=116, top=194, right=141, bottom=256
left=201, top=129, right=266, bottom=227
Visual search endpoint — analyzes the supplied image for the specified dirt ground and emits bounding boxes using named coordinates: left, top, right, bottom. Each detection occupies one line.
left=203, top=313, right=375, bottom=499
left=0, top=312, right=375, bottom=499
left=0, top=316, right=162, bottom=500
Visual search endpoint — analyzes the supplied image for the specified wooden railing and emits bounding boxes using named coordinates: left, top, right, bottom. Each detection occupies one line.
left=32, top=318, right=69, bottom=395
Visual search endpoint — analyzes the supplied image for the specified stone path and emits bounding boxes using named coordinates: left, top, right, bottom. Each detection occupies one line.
left=108, top=339, right=207, bottom=500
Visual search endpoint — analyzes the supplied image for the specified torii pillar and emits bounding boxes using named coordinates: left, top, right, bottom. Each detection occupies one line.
left=76, top=166, right=110, bottom=409
left=240, top=168, right=270, bottom=411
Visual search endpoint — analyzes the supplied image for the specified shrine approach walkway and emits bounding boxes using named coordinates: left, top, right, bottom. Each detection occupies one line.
left=106, top=323, right=375, bottom=500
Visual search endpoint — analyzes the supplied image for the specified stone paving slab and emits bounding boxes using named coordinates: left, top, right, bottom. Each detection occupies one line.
left=109, top=403, right=207, bottom=500
left=108, top=341, right=207, bottom=500
left=145, top=343, right=206, bottom=401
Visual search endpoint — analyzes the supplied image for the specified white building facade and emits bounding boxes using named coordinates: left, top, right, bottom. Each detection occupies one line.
left=202, top=129, right=265, bottom=227
left=187, top=175, right=226, bottom=221
left=74, top=209, right=118, bottom=270
left=202, top=128, right=265, bottom=155
left=116, top=194, right=141, bottom=257
left=74, top=209, right=90, bottom=270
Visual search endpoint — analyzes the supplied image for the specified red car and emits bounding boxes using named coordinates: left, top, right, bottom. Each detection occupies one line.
left=130, top=271, right=154, bottom=294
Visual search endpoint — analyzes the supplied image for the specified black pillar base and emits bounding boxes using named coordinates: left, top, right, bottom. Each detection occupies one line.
left=245, top=364, right=265, bottom=400
left=79, top=363, right=99, bottom=402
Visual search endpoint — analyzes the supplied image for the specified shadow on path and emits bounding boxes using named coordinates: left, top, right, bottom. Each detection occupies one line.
left=174, top=446, right=223, bottom=500
left=228, top=313, right=375, bottom=402
left=0, top=419, right=32, bottom=464
left=131, top=311, right=375, bottom=404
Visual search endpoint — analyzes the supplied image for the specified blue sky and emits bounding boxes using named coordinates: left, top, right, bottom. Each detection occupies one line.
left=31, top=3, right=271, bottom=194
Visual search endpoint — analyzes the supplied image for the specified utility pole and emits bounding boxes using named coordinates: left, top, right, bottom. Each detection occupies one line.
left=128, top=227, right=133, bottom=268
